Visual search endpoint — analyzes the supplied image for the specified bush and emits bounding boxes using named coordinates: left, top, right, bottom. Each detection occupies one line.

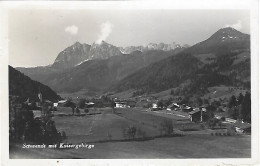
left=227, top=125, right=236, bottom=135
left=160, top=120, right=174, bottom=135
left=75, top=107, right=80, bottom=114
left=77, top=99, right=86, bottom=109
left=84, top=109, right=89, bottom=113
left=221, top=116, right=226, bottom=121
left=200, top=124, right=205, bottom=130
left=123, top=126, right=137, bottom=140
left=53, top=107, right=57, bottom=111
left=61, top=131, right=67, bottom=140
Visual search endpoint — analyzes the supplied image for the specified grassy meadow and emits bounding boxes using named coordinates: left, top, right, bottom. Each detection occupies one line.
left=10, top=107, right=251, bottom=159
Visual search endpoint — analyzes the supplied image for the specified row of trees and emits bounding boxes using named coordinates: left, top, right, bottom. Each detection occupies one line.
left=227, top=92, right=251, bottom=123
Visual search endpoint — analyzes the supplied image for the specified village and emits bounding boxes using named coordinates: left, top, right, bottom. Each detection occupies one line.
left=26, top=89, right=251, bottom=138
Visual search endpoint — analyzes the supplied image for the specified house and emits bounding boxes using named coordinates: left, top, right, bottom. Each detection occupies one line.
left=33, top=110, right=42, bottom=118
left=85, top=102, right=95, bottom=108
left=56, top=100, right=68, bottom=107
left=188, top=108, right=207, bottom=122
left=225, top=118, right=237, bottom=123
left=152, top=103, right=158, bottom=109
left=234, top=122, right=251, bottom=134
left=115, top=101, right=128, bottom=108
left=182, top=106, right=193, bottom=112
left=167, top=103, right=180, bottom=111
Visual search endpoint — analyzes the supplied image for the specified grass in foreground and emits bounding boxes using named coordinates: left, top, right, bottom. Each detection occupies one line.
left=10, top=135, right=251, bottom=159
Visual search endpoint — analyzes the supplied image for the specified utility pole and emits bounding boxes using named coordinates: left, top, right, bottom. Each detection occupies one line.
left=200, top=108, right=203, bottom=122
left=38, top=90, right=43, bottom=116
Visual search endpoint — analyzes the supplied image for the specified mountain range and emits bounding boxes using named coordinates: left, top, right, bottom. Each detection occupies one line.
left=16, top=41, right=186, bottom=93
left=15, top=27, right=250, bottom=98
left=113, top=27, right=250, bottom=95
left=119, top=42, right=189, bottom=54
left=52, top=41, right=122, bottom=70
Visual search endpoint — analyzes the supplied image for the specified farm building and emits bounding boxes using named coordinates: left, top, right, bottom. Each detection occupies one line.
left=188, top=108, right=207, bottom=122
left=167, top=103, right=180, bottom=111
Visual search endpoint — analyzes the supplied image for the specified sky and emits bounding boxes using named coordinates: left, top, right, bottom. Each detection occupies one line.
left=8, top=9, right=250, bottom=67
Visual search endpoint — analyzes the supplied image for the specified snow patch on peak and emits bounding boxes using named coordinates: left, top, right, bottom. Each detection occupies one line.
left=75, top=59, right=90, bottom=66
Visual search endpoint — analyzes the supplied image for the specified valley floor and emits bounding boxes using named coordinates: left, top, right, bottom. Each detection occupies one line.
left=10, top=107, right=251, bottom=159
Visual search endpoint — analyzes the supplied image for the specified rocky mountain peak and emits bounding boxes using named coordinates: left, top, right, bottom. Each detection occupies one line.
left=209, top=27, right=249, bottom=41
left=120, top=42, right=189, bottom=54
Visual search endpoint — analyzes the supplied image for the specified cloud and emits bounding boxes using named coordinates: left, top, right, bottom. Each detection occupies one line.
left=96, top=21, right=114, bottom=44
left=65, top=25, right=78, bottom=35
left=225, top=20, right=242, bottom=30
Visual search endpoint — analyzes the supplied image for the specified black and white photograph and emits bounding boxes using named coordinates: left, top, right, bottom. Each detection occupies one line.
left=0, top=0, right=259, bottom=165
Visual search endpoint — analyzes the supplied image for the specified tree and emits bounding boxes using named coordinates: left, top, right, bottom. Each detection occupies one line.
left=221, top=116, right=226, bottom=121
left=65, top=101, right=76, bottom=115
left=207, top=118, right=219, bottom=129
left=203, top=98, right=209, bottom=105
left=77, top=98, right=86, bottom=109
left=125, top=126, right=137, bottom=140
left=228, top=95, right=237, bottom=108
left=211, top=100, right=221, bottom=108
left=217, top=107, right=223, bottom=112
left=75, top=107, right=80, bottom=115
left=9, top=102, right=63, bottom=144
left=228, top=106, right=239, bottom=120
left=217, top=120, right=223, bottom=128
left=239, top=92, right=251, bottom=123
left=61, top=131, right=67, bottom=140
left=196, top=97, right=203, bottom=107
left=111, top=101, right=116, bottom=108
left=165, top=98, right=173, bottom=107
left=157, top=100, right=164, bottom=108
left=237, top=93, right=244, bottom=105
left=206, top=105, right=216, bottom=112
left=203, top=110, right=214, bottom=122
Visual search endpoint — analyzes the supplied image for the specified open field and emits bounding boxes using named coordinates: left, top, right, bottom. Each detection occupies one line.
left=10, top=135, right=251, bottom=159
left=114, top=108, right=209, bottom=133
left=53, top=107, right=161, bottom=143
left=52, top=107, right=240, bottom=142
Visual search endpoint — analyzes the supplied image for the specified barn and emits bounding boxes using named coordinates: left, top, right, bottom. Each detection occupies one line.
left=188, top=108, right=207, bottom=122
